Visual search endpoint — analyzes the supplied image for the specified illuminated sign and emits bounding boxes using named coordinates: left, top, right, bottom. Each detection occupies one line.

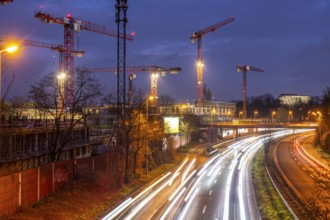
left=164, top=117, right=179, bottom=134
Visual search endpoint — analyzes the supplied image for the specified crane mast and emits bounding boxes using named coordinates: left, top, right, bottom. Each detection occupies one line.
left=115, top=0, right=129, bottom=120
left=236, top=65, right=264, bottom=118
left=191, top=16, right=234, bottom=106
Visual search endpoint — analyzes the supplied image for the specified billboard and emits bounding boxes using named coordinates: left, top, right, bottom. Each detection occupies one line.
left=164, top=117, right=179, bottom=134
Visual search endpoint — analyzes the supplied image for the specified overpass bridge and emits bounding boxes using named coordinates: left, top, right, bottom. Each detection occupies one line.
left=201, top=122, right=317, bottom=141
left=207, top=122, right=318, bottom=129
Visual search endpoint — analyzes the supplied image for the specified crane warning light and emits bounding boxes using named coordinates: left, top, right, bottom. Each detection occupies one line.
left=66, top=13, right=71, bottom=18
left=130, top=32, right=136, bottom=36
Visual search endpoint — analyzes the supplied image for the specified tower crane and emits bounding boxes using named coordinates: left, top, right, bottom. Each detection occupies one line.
left=191, top=16, right=234, bottom=106
left=34, top=11, right=134, bottom=103
left=87, top=66, right=181, bottom=106
left=236, top=65, right=264, bottom=119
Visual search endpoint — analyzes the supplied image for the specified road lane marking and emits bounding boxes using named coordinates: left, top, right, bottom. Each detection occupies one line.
left=202, top=205, right=207, bottom=213
left=209, top=190, right=213, bottom=196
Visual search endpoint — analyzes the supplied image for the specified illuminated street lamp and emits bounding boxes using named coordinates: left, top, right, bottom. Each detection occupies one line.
left=316, top=111, right=322, bottom=137
left=254, top=111, right=258, bottom=119
left=57, top=72, right=66, bottom=113
left=272, top=111, right=276, bottom=122
left=179, top=104, right=186, bottom=153
left=288, top=111, right=293, bottom=123
left=0, top=45, right=18, bottom=128
left=239, top=111, right=243, bottom=119
left=145, top=95, right=154, bottom=178
left=211, top=108, right=216, bottom=142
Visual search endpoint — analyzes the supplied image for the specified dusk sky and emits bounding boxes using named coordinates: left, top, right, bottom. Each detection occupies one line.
left=1, top=0, right=330, bottom=103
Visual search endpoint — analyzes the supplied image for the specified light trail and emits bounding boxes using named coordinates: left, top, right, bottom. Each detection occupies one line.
left=169, top=158, right=189, bottom=186
left=169, top=170, right=196, bottom=201
left=179, top=187, right=200, bottom=220
left=102, top=172, right=171, bottom=220
left=182, top=158, right=196, bottom=185
left=223, top=158, right=239, bottom=220
left=161, top=187, right=187, bottom=220
left=102, top=197, right=132, bottom=220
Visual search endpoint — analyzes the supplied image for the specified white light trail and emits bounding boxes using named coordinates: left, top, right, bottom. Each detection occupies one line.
left=179, top=187, right=200, bottom=220
left=182, top=158, right=196, bottom=185
left=161, top=187, right=187, bottom=220
left=105, top=172, right=171, bottom=220
left=102, top=197, right=132, bottom=220
left=169, top=158, right=189, bottom=186
left=223, top=158, right=239, bottom=220
left=169, top=170, right=196, bottom=201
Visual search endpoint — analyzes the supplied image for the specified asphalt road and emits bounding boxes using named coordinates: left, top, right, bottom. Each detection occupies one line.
left=273, top=134, right=316, bottom=199
left=103, top=129, right=311, bottom=220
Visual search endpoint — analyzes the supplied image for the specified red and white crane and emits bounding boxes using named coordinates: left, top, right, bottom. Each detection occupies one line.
left=236, top=65, right=264, bottom=118
left=34, top=11, right=134, bottom=103
left=191, top=16, right=234, bottom=106
left=87, top=66, right=181, bottom=106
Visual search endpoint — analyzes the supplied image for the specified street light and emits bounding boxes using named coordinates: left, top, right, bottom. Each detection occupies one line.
left=0, top=45, right=18, bottom=128
left=254, top=111, right=258, bottom=120
left=57, top=72, right=66, bottom=113
left=239, top=111, right=243, bottom=119
left=288, top=111, right=293, bottom=123
left=145, top=95, right=154, bottom=178
left=179, top=104, right=186, bottom=155
left=211, top=108, right=216, bottom=142
left=316, top=111, right=322, bottom=138
left=272, top=111, right=276, bottom=122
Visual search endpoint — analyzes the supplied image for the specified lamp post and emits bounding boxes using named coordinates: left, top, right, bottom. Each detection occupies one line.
left=57, top=72, right=66, bottom=114
left=272, top=111, right=276, bottom=123
left=316, top=111, right=322, bottom=138
left=0, top=45, right=18, bottom=128
left=146, top=95, right=154, bottom=178
left=254, top=111, right=258, bottom=120
left=179, top=104, right=186, bottom=155
left=288, top=111, right=293, bottom=123
left=211, top=108, right=216, bottom=142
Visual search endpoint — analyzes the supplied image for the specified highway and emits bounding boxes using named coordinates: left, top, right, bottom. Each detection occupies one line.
left=272, top=133, right=330, bottom=210
left=102, top=129, right=311, bottom=220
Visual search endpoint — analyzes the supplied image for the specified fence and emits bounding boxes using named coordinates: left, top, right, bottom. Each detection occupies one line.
left=0, top=153, right=119, bottom=217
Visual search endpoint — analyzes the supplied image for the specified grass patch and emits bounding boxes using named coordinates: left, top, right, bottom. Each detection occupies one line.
left=252, top=147, right=294, bottom=220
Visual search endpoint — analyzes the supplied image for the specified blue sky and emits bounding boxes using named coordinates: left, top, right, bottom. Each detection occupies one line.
left=1, top=0, right=330, bottom=102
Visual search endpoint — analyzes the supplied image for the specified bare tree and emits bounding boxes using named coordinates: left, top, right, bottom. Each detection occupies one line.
left=131, top=110, right=163, bottom=176
left=29, top=68, right=102, bottom=161
left=114, top=90, right=164, bottom=182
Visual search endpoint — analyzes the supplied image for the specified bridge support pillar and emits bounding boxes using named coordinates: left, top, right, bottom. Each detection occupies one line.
left=233, top=127, right=239, bottom=139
